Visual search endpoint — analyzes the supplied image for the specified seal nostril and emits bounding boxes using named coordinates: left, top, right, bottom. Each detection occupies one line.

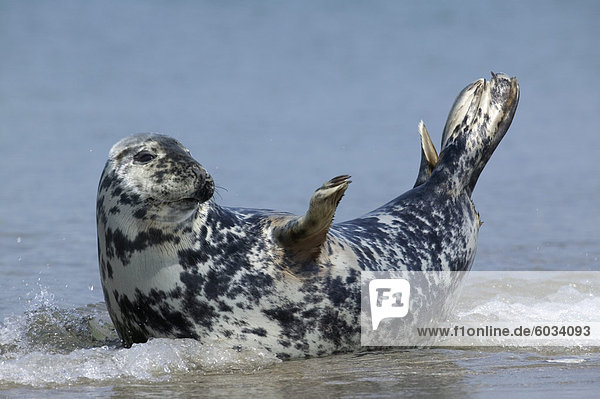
left=189, top=165, right=214, bottom=203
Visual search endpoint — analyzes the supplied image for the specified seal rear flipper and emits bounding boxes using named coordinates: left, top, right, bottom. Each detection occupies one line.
left=272, top=175, right=350, bottom=262
left=430, top=73, right=519, bottom=196
left=414, top=120, right=439, bottom=187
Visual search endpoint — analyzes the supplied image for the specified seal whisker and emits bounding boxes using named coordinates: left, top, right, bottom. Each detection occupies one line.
left=213, top=186, right=227, bottom=201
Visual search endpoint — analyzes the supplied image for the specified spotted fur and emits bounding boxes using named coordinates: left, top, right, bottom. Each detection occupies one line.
left=97, top=73, right=519, bottom=358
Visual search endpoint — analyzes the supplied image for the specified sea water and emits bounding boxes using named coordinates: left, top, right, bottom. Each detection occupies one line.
left=1, top=1, right=599, bottom=397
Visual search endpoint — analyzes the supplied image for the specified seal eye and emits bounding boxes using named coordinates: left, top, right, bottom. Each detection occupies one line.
left=133, top=150, right=156, bottom=164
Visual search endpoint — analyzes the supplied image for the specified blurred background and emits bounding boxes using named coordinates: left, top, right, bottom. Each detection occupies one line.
left=1, top=0, right=599, bottom=317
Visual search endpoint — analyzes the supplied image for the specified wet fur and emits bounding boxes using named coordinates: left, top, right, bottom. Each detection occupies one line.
left=97, top=73, right=519, bottom=358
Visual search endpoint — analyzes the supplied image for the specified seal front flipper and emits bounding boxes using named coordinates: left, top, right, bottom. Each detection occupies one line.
left=414, top=120, right=439, bottom=187
left=272, top=175, right=351, bottom=262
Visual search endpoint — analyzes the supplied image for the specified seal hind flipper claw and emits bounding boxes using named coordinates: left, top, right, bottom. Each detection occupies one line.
left=272, top=175, right=351, bottom=262
left=414, top=120, right=439, bottom=187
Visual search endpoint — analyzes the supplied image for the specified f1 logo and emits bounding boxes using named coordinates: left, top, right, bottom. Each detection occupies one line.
left=369, top=279, right=410, bottom=330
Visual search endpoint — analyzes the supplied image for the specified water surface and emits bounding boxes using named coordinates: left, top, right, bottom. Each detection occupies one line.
left=1, top=0, right=599, bottom=397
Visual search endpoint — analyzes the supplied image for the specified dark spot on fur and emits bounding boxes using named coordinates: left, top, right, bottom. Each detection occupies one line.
left=106, top=261, right=113, bottom=279
left=151, top=169, right=168, bottom=184
left=241, top=327, right=267, bottom=337
left=326, top=276, right=349, bottom=307
left=118, top=192, right=141, bottom=206
left=230, top=272, right=274, bottom=305
left=133, top=208, right=147, bottom=219
left=222, top=330, right=233, bottom=338
left=203, top=269, right=231, bottom=300
left=178, top=248, right=208, bottom=269
left=301, top=308, right=319, bottom=319
left=318, top=307, right=358, bottom=348
left=263, top=304, right=310, bottom=345
left=105, top=227, right=176, bottom=265
left=218, top=301, right=233, bottom=312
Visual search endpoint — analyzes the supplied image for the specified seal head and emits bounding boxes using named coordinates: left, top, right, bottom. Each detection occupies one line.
left=99, top=134, right=214, bottom=224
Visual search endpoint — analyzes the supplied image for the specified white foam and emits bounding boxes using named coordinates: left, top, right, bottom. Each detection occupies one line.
left=455, top=272, right=600, bottom=324
left=0, top=287, right=280, bottom=387
left=0, top=338, right=280, bottom=387
left=546, top=358, right=586, bottom=364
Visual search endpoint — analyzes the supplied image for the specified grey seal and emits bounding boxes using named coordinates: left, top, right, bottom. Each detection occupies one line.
left=96, top=72, right=519, bottom=358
